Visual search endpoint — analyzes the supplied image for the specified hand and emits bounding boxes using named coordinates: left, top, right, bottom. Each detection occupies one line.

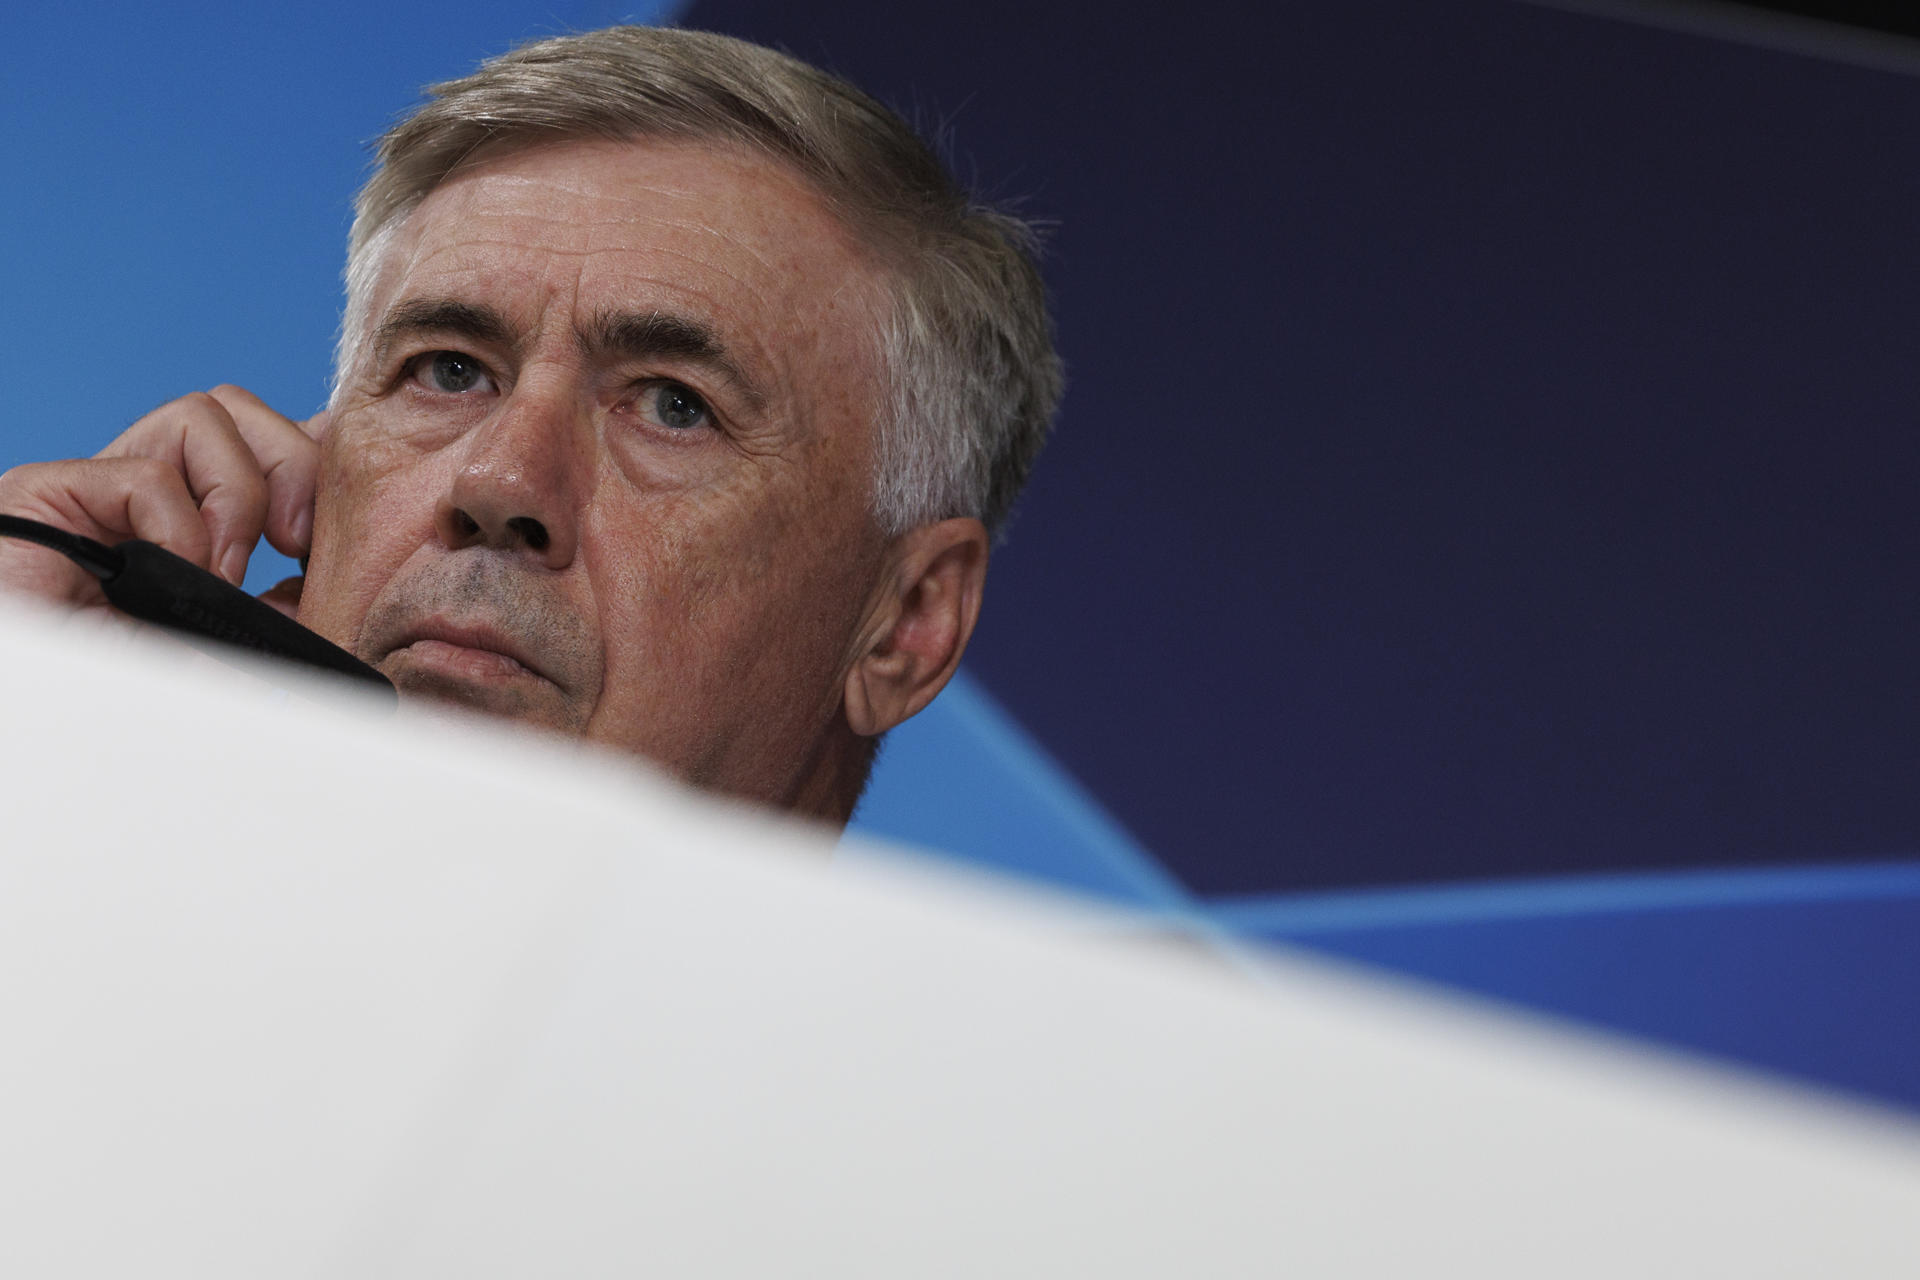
left=0, top=386, right=322, bottom=616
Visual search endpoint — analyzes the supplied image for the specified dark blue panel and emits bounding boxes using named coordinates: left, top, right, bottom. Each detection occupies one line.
left=850, top=670, right=1186, bottom=907
left=686, top=0, right=1920, bottom=893
left=1236, top=871, right=1920, bottom=1112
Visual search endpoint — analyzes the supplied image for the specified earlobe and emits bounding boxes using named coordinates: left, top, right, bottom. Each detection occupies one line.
left=843, top=517, right=989, bottom=737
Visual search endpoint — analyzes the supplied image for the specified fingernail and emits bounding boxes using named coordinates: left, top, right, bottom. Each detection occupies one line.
left=292, top=506, right=314, bottom=551
left=220, top=545, right=249, bottom=584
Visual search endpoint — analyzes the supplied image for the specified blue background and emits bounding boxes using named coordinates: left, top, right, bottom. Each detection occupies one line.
left=5, top=0, right=1916, bottom=1113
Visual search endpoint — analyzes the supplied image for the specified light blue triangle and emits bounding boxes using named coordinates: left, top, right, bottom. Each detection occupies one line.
left=848, top=668, right=1190, bottom=911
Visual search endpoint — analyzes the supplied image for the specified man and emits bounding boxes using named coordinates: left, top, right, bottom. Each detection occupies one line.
left=0, top=26, right=1061, bottom=826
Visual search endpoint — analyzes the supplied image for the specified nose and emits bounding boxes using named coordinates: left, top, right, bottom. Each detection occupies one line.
left=436, top=387, right=584, bottom=570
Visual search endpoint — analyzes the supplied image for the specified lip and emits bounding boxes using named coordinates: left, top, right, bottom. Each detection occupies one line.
left=385, top=618, right=551, bottom=685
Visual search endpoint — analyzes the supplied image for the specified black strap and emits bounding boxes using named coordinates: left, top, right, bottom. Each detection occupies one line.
left=0, top=514, right=394, bottom=702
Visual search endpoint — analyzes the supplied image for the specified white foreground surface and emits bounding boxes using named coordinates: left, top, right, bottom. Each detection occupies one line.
left=0, top=598, right=1916, bottom=1278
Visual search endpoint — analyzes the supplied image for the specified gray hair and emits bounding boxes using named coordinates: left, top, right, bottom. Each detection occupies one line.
left=334, top=25, right=1062, bottom=539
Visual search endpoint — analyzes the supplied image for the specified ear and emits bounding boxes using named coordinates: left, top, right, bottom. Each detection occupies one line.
left=843, top=517, right=989, bottom=737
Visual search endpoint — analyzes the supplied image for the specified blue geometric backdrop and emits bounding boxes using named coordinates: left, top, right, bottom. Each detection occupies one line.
left=6, top=0, right=1916, bottom=1112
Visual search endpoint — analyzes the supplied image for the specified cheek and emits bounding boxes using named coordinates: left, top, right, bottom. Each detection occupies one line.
left=588, top=471, right=876, bottom=695
left=301, top=432, right=447, bottom=641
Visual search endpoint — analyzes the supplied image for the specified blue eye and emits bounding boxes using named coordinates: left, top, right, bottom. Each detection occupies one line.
left=423, top=351, right=491, bottom=394
left=651, top=382, right=708, bottom=430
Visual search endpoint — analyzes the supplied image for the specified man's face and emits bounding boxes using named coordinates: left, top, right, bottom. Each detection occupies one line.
left=299, top=137, right=896, bottom=808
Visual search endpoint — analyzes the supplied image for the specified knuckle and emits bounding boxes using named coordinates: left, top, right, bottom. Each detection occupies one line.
left=177, top=390, right=237, bottom=429
left=229, top=469, right=271, bottom=511
left=128, top=456, right=181, bottom=489
left=186, top=392, right=238, bottom=433
left=116, top=390, right=223, bottom=447
left=281, top=436, right=322, bottom=475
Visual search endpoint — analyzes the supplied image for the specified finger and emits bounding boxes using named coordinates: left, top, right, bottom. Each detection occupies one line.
left=1, top=458, right=209, bottom=608
left=205, top=385, right=322, bottom=561
left=4, top=456, right=212, bottom=566
left=102, top=392, right=266, bottom=584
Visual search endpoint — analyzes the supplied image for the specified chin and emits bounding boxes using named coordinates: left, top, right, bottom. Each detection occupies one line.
left=385, top=663, right=581, bottom=735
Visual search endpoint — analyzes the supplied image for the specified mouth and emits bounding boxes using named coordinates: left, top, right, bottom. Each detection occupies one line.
left=381, top=618, right=553, bottom=688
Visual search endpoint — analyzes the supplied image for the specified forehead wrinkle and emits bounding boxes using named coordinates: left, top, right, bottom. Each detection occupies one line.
left=411, top=163, right=833, bottom=312
left=458, top=173, right=784, bottom=267
left=669, top=214, right=783, bottom=276
left=602, top=241, right=764, bottom=299
left=495, top=163, right=796, bottom=278
left=379, top=254, right=556, bottom=348
left=537, top=179, right=811, bottom=283
left=418, top=216, right=775, bottom=313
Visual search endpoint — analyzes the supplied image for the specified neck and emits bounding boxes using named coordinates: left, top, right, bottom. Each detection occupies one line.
left=781, top=717, right=874, bottom=828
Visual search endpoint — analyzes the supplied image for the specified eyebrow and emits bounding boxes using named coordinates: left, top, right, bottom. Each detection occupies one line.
left=370, top=298, right=513, bottom=368
left=369, top=298, right=766, bottom=413
left=585, top=309, right=766, bottom=412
